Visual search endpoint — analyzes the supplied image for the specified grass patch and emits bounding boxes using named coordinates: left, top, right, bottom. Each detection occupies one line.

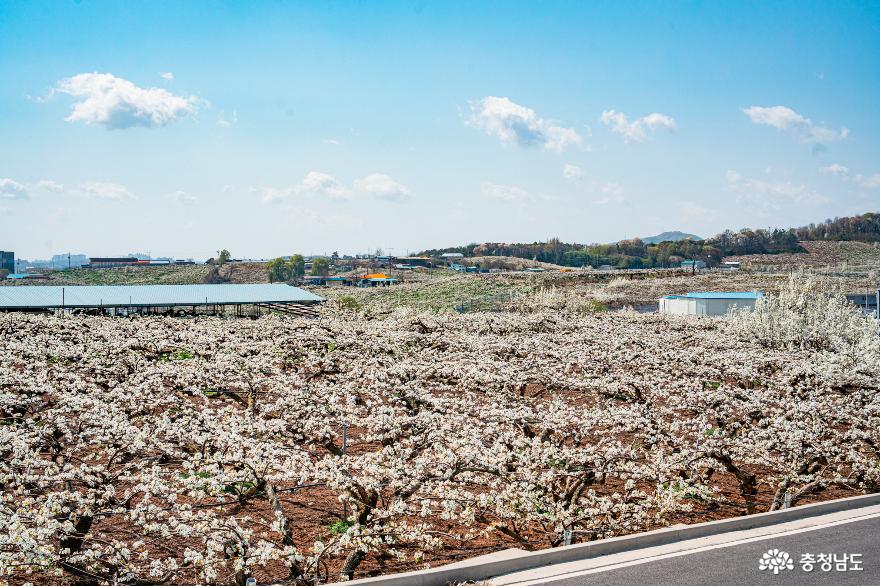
left=328, top=520, right=354, bottom=535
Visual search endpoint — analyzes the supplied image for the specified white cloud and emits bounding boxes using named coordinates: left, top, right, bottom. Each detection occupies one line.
left=469, top=96, right=582, bottom=151
left=0, top=178, right=29, bottom=200
left=601, top=182, right=623, bottom=196
left=854, top=174, right=880, bottom=190
left=818, top=163, right=880, bottom=189
left=354, top=173, right=411, bottom=202
left=295, top=171, right=351, bottom=200
left=54, top=72, right=199, bottom=129
left=160, top=72, right=174, bottom=81
left=80, top=181, right=136, bottom=201
left=600, top=110, right=676, bottom=143
left=726, top=169, right=827, bottom=208
left=251, top=186, right=291, bottom=204
left=217, top=110, right=238, bottom=127
left=169, top=190, right=197, bottom=205
left=323, top=138, right=344, bottom=146
left=819, top=163, right=850, bottom=176
left=481, top=182, right=532, bottom=203
left=742, top=106, right=848, bottom=144
left=563, top=164, right=583, bottom=181
left=37, top=180, right=64, bottom=192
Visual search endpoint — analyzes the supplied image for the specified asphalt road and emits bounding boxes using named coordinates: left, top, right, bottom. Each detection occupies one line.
left=549, top=516, right=880, bottom=586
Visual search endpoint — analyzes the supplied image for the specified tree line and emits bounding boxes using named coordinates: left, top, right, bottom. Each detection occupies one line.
left=266, top=255, right=330, bottom=282
left=421, top=212, right=879, bottom=268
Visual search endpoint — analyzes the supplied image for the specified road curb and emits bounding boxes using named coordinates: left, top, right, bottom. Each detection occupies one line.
left=331, top=492, right=880, bottom=586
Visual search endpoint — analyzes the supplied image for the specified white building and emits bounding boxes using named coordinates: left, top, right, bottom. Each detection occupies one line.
left=659, top=292, right=763, bottom=316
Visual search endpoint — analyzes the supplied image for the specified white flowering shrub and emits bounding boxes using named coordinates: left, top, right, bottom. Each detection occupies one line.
left=1, top=301, right=878, bottom=584
left=511, top=286, right=607, bottom=315
left=727, top=273, right=880, bottom=376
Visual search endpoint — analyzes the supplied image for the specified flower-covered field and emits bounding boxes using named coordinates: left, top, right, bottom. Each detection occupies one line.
left=1, top=276, right=879, bottom=585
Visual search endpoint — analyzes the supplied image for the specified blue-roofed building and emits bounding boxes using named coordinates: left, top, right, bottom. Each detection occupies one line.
left=681, top=260, right=707, bottom=271
left=659, top=291, right=763, bottom=316
left=0, top=283, right=324, bottom=317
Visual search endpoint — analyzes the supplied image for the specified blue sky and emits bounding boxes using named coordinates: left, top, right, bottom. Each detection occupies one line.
left=1, top=0, right=878, bottom=259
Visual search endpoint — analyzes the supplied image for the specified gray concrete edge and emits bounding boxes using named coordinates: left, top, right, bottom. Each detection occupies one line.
left=331, top=492, right=880, bottom=586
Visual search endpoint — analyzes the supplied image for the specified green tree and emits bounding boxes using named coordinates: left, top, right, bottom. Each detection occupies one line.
left=266, top=258, right=289, bottom=283
left=217, top=249, right=231, bottom=266
left=288, top=254, right=305, bottom=278
left=310, top=257, right=330, bottom=276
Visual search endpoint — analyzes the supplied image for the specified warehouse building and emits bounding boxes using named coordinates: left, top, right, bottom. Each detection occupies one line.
left=659, top=292, right=763, bottom=316
left=87, top=257, right=140, bottom=268
left=0, top=283, right=324, bottom=317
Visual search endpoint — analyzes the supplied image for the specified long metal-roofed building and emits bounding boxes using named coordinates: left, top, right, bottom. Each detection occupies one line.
left=659, top=291, right=763, bottom=316
left=0, top=283, right=324, bottom=318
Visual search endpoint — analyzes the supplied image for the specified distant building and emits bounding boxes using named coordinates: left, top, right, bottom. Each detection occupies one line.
left=5, top=273, right=48, bottom=280
left=0, top=251, right=13, bottom=274
left=659, top=292, right=763, bottom=316
left=721, top=261, right=741, bottom=271
left=681, top=260, right=707, bottom=270
left=396, top=256, right=434, bottom=268
left=88, top=257, right=140, bottom=269
left=440, top=252, right=464, bottom=259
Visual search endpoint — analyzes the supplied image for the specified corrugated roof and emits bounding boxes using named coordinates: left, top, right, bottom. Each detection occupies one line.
left=663, top=291, right=763, bottom=300
left=0, top=284, right=324, bottom=309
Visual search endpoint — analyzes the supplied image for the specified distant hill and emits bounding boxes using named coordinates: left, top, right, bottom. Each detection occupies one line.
left=419, top=211, right=879, bottom=269
left=642, top=231, right=702, bottom=244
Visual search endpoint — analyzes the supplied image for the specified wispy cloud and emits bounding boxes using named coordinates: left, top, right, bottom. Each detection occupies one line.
left=254, top=172, right=353, bottom=204
left=818, top=163, right=880, bottom=189
left=481, top=182, right=532, bottom=203
left=217, top=110, right=238, bottom=127
left=854, top=174, right=880, bottom=189
left=591, top=181, right=625, bottom=205
left=600, top=110, right=676, bottom=143
left=169, top=190, right=197, bottom=205
left=160, top=71, right=174, bottom=81
left=53, top=72, right=199, bottom=129
left=80, top=181, right=136, bottom=201
left=354, top=173, right=411, bottom=202
left=563, top=164, right=583, bottom=181
left=36, top=180, right=64, bottom=192
left=468, top=96, right=581, bottom=151
left=742, top=106, right=848, bottom=143
left=819, top=163, right=850, bottom=176
left=726, top=170, right=827, bottom=208
left=0, top=178, right=29, bottom=200
left=295, top=171, right=351, bottom=200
